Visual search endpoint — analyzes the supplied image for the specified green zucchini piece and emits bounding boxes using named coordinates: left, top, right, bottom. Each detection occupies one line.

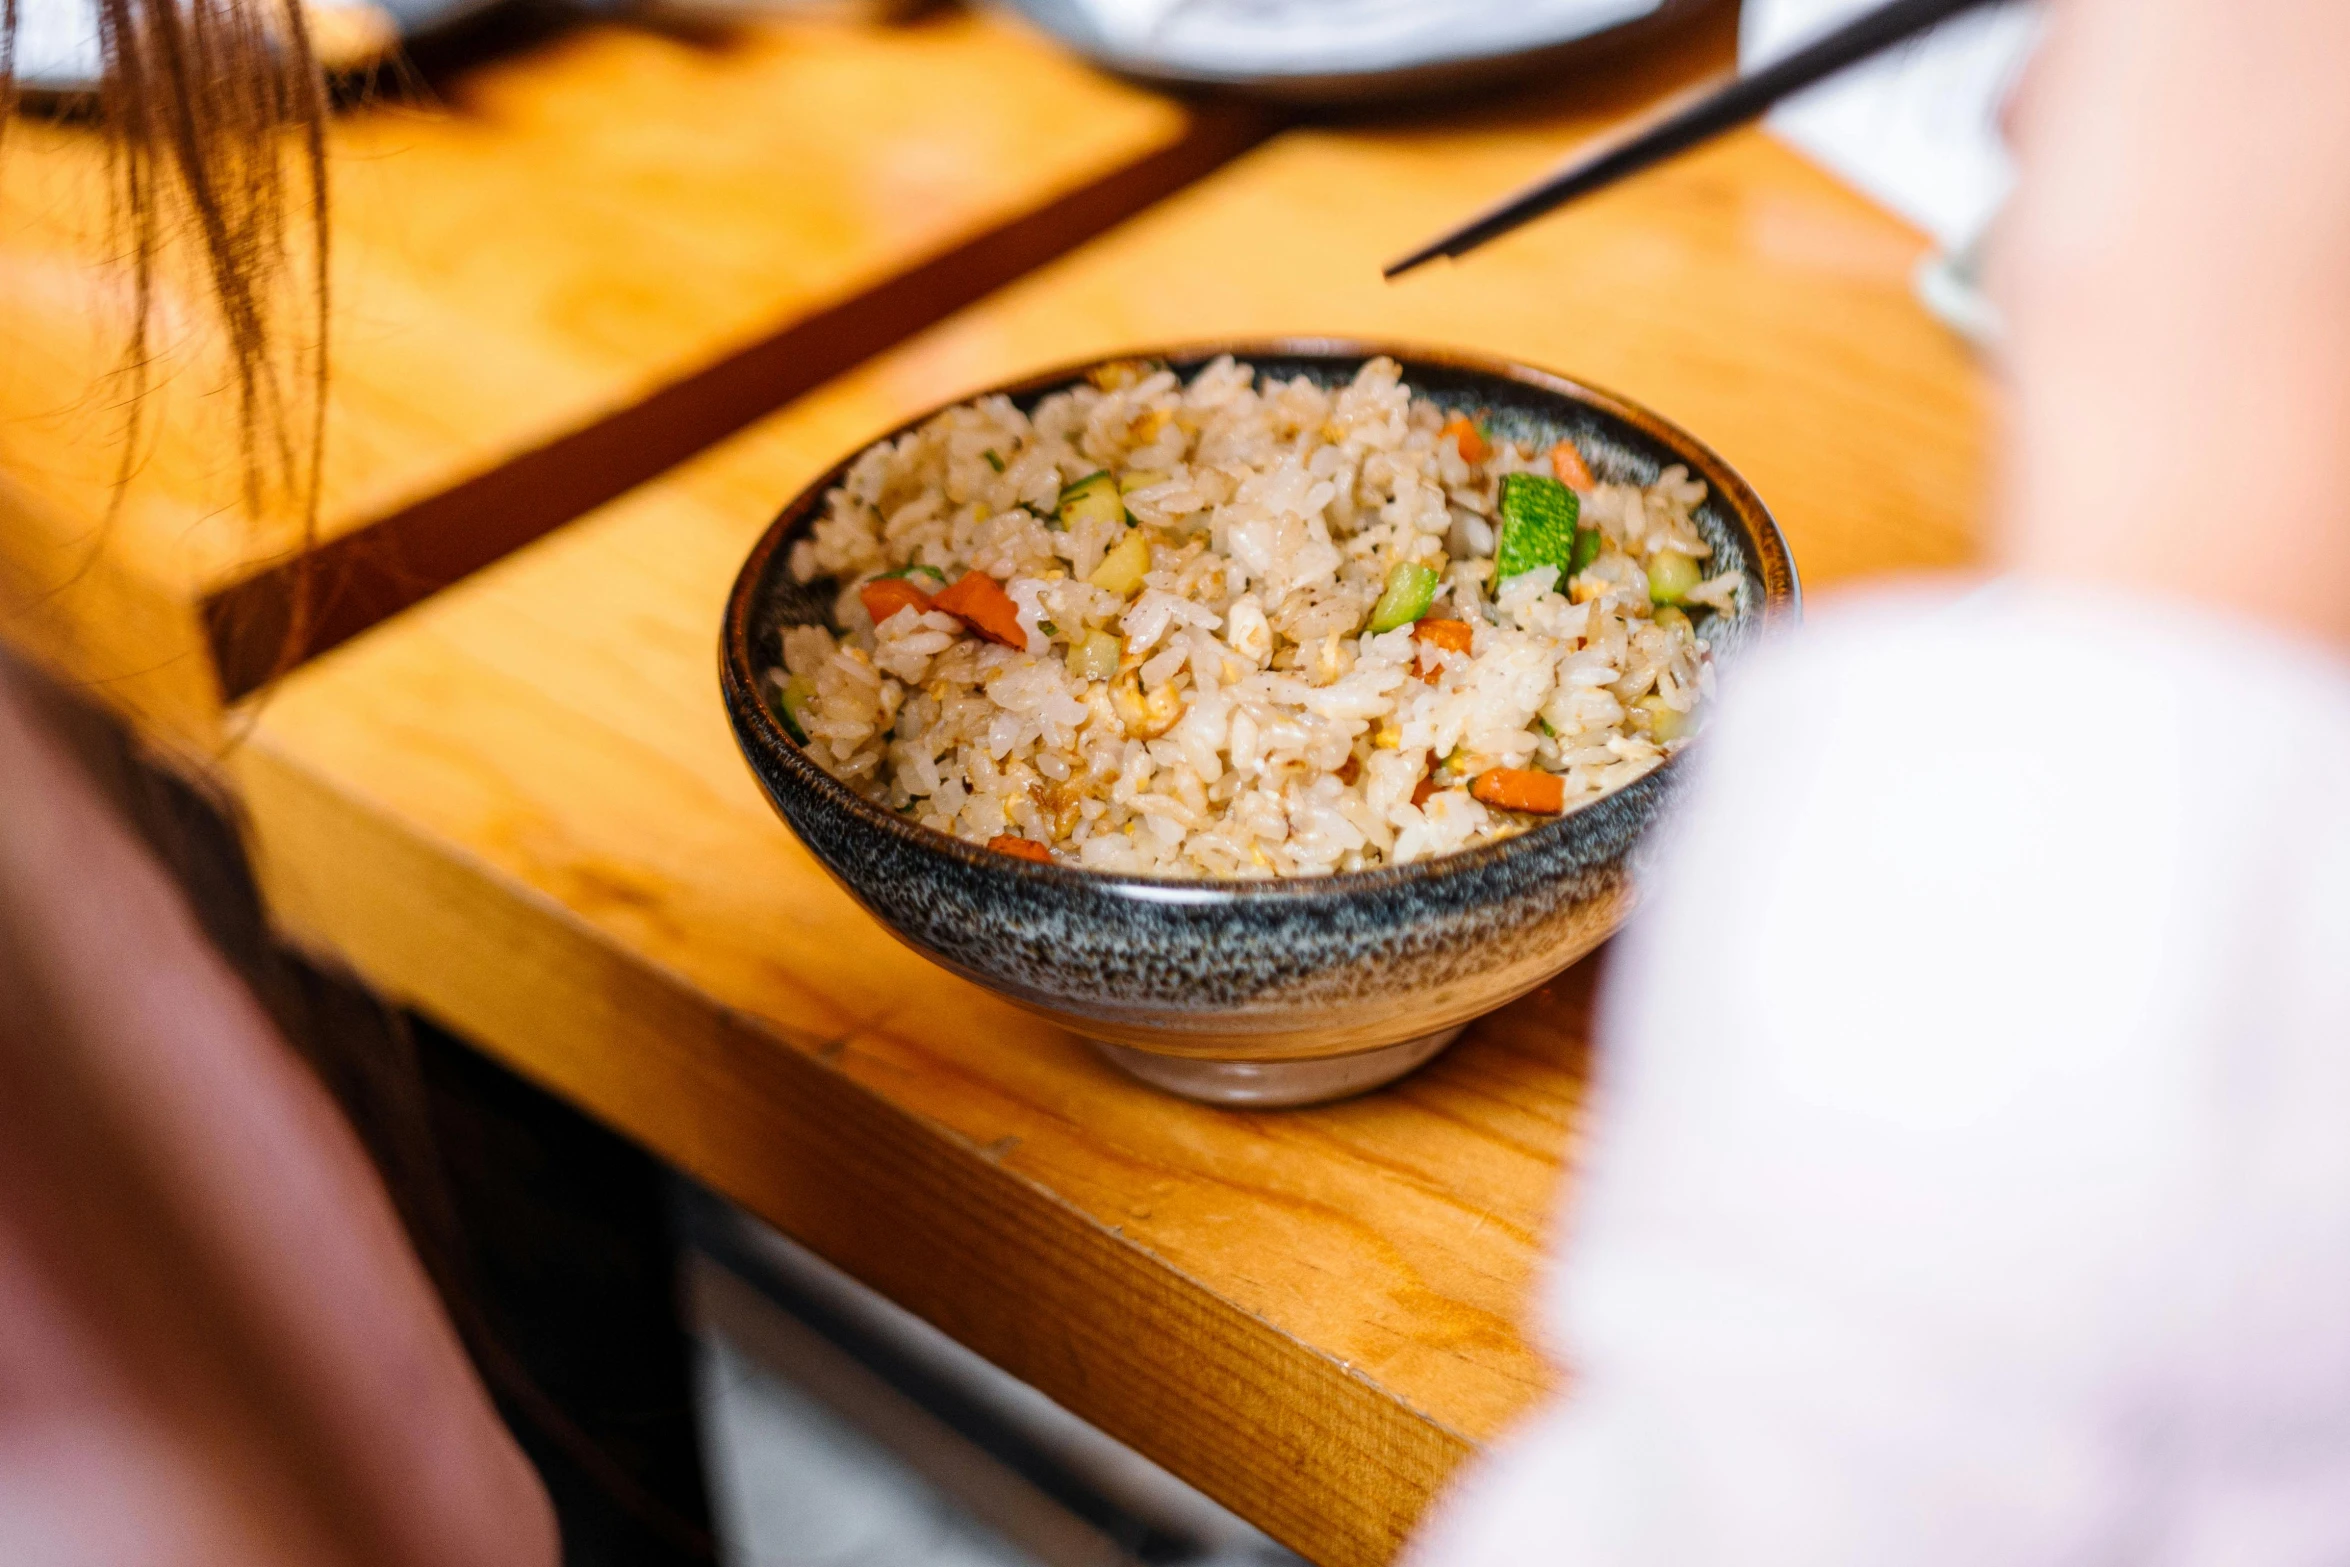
left=1647, top=550, right=1703, bottom=606
left=775, top=673, right=819, bottom=743
left=1055, top=470, right=1127, bottom=532
left=1066, top=628, right=1122, bottom=682
left=1636, top=692, right=1694, bottom=743
left=1088, top=530, right=1152, bottom=597
left=1494, top=473, right=1581, bottom=584
left=1367, top=561, right=1441, bottom=633
left=1569, top=521, right=1602, bottom=577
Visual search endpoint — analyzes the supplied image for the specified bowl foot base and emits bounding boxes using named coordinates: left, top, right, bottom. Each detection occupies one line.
left=1089, top=1026, right=1467, bottom=1109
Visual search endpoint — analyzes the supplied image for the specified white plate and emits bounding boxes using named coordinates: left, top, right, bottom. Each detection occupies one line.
left=999, top=0, right=1701, bottom=104
left=12, top=0, right=508, bottom=93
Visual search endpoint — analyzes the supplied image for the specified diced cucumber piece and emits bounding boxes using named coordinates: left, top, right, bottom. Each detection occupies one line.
left=775, top=673, right=819, bottom=743
left=1056, top=470, right=1127, bottom=532
left=1494, top=473, right=1581, bottom=584
left=1367, top=561, right=1440, bottom=633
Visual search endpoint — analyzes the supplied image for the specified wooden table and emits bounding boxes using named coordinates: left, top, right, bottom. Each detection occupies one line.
left=0, top=8, right=1241, bottom=754
left=231, top=11, right=1990, bottom=1562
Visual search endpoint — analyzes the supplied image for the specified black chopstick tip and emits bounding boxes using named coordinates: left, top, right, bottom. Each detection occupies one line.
left=1382, top=246, right=1451, bottom=281
left=1381, top=0, right=2000, bottom=273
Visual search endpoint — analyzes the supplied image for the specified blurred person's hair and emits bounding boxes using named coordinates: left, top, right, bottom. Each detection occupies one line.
left=4, top=0, right=328, bottom=669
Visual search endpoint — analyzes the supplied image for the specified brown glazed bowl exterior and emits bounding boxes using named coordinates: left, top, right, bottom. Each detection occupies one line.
left=720, top=342, right=1798, bottom=1083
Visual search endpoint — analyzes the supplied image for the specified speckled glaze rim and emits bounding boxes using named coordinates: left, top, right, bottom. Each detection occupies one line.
left=720, top=338, right=1799, bottom=905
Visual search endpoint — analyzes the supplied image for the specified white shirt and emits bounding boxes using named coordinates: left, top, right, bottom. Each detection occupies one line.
left=1409, top=586, right=2350, bottom=1564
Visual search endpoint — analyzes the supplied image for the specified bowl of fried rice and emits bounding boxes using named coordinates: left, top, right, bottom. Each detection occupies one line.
left=721, top=342, right=1797, bottom=1106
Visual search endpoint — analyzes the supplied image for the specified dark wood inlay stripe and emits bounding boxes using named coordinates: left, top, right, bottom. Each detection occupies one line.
left=204, top=104, right=1274, bottom=700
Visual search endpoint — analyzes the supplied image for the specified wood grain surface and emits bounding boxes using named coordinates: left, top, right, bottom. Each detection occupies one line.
left=0, top=9, right=1216, bottom=751
left=237, top=10, right=1991, bottom=1564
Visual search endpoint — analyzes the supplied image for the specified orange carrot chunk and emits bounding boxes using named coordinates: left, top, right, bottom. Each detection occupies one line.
left=933, top=570, right=1028, bottom=650
left=1440, top=413, right=1489, bottom=466
left=1549, top=439, right=1596, bottom=491
left=986, top=834, right=1055, bottom=864
left=1412, top=618, right=1475, bottom=654
left=1470, top=767, right=1568, bottom=816
left=860, top=576, right=934, bottom=627
left=1411, top=617, right=1476, bottom=683
left=1410, top=774, right=1439, bottom=808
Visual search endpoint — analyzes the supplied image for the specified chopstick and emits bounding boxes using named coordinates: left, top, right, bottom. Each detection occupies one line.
left=1384, top=0, right=2004, bottom=279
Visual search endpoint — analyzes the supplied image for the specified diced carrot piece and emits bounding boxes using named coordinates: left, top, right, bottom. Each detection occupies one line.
left=1410, top=775, right=1439, bottom=808
left=1440, top=414, right=1488, bottom=466
left=1470, top=767, right=1568, bottom=815
left=1412, top=618, right=1474, bottom=683
left=1412, top=618, right=1475, bottom=654
left=860, top=576, right=934, bottom=627
left=986, top=835, right=1055, bottom=864
left=933, top=570, right=1028, bottom=650
left=1549, top=440, right=1595, bottom=491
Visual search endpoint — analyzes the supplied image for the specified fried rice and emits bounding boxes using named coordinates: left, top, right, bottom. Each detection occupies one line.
left=774, top=355, right=1739, bottom=878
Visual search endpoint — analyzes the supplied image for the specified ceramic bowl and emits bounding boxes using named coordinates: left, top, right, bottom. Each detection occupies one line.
left=720, top=342, right=1797, bottom=1107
